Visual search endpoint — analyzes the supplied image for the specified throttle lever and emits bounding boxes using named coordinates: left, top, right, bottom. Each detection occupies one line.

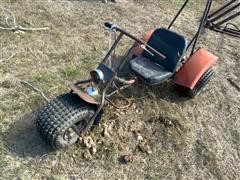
left=140, top=44, right=154, bottom=56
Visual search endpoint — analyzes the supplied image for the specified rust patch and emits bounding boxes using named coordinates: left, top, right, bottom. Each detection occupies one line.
left=70, top=84, right=99, bottom=105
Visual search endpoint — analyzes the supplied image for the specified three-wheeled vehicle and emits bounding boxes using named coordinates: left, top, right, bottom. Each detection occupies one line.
left=36, top=0, right=223, bottom=149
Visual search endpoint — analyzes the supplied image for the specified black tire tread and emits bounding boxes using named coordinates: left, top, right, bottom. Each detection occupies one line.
left=188, top=67, right=214, bottom=97
left=36, top=93, right=95, bottom=149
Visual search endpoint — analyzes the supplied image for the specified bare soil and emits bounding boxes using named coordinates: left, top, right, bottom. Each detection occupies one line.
left=0, top=0, right=239, bottom=179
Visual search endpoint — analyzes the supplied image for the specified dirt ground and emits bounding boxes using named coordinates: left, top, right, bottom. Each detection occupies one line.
left=0, top=0, right=239, bottom=179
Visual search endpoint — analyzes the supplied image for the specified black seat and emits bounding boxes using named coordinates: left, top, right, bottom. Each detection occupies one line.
left=130, top=28, right=188, bottom=85
left=130, top=56, right=173, bottom=84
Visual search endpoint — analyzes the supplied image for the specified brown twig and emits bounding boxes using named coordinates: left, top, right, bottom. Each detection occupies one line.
left=0, top=25, right=49, bottom=31
left=227, top=78, right=240, bottom=92
left=0, top=53, right=15, bottom=64
left=0, top=5, right=49, bottom=32
left=20, top=80, right=50, bottom=102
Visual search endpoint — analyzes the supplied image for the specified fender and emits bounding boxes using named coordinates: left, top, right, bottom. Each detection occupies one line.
left=132, top=29, right=155, bottom=56
left=174, top=48, right=218, bottom=89
left=70, top=83, right=99, bottom=105
left=70, top=83, right=103, bottom=125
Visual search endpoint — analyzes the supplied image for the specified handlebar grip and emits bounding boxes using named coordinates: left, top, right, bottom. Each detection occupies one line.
left=104, top=22, right=113, bottom=28
left=104, top=22, right=116, bottom=31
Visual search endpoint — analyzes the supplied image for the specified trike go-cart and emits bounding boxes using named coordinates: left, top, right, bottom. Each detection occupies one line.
left=36, top=0, right=222, bottom=149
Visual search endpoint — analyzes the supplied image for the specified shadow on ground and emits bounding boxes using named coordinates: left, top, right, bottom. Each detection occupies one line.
left=2, top=112, right=53, bottom=158
left=117, top=62, right=191, bottom=103
left=119, top=80, right=190, bottom=103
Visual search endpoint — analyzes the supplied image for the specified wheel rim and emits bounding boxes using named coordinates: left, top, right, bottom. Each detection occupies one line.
left=63, top=120, right=87, bottom=142
left=62, top=110, right=94, bottom=143
left=63, top=128, right=77, bottom=141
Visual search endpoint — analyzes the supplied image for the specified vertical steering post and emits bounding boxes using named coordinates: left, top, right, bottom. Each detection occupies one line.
left=103, top=32, right=124, bottom=64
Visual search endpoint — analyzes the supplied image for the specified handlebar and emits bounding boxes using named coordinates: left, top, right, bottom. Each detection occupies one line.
left=104, top=22, right=116, bottom=30
left=104, top=22, right=166, bottom=60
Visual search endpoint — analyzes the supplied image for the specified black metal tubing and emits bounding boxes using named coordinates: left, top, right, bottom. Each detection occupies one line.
left=210, top=27, right=240, bottom=38
left=215, top=11, right=240, bottom=27
left=186, top=32, right=197, bottom=51
left=209, top=2, right=240, bottom=23
left=168, top=0, right=189, bottom=29
left=205, top=0, right=240, bottom=38
left=190, top=0, right=213, bottom=55
left=208, top=0, right=237, bottom=19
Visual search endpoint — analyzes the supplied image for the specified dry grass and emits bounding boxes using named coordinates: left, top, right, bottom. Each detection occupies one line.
left=0, top=0, right=239, bottom=179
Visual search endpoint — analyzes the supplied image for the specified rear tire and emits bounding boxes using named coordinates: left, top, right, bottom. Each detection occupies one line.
left=178, top=67, right=214, bottom=98
left=36, top=93, right=96, bottom=149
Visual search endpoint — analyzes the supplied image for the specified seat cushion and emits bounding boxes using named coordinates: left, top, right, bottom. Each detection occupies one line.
left=130, top=56, right=173, bottom=85
left=143, top=28, right=188, bottom=72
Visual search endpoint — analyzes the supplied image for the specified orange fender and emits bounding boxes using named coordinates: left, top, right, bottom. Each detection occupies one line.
left=174, top=48, right=218, bottom=89
left=132, top=29, right=155, bottom=56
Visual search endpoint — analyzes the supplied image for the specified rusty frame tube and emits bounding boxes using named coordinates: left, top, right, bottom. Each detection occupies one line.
left=71, top=81, right=109, bottom=136
left=80, top=90, right=106, bottom=136
left=103, top=32, right=124, bottom=64
left=113, top=26, right=166, bottom=60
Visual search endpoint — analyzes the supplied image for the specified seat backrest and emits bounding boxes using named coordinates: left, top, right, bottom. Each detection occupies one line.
left=143, top=28, right=188, bottom=72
